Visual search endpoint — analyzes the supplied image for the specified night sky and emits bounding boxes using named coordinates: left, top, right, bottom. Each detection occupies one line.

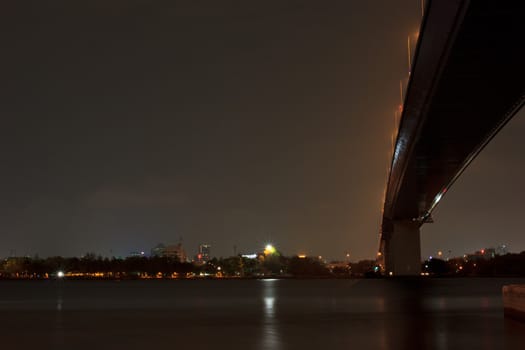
left=1, top=0, right=524, bottom=261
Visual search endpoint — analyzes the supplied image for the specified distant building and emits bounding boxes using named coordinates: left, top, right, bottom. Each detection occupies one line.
left=151, top=243, right=167, bottom=257
left=2, top=257, right=27, bottom=275
left=194, top=244, right=211, bottom=264
left=496, top=244, right=508, bottom=256
left=165, top=243, right=187, bottom=262
left=466, top=247, right=497, bottom=261
left=198, top=244, right=211, bottom=261
left=484, top=248, right=496, bottom=259
left=327, top=261, right=350, bottom=274
left=129, top=251, right=145, bottom=257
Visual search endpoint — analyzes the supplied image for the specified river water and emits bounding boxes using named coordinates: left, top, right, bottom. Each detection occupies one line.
left=0, top=278, right=524, bottom=349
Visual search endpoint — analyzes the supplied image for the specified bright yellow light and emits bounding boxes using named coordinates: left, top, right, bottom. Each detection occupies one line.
left=298, top=254, right=306, bottom=259
left=264, top=244, right=276, bottom=255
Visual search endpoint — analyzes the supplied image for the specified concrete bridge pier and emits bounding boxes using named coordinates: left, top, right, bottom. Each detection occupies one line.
left=383, top=220, right=421, bottom=276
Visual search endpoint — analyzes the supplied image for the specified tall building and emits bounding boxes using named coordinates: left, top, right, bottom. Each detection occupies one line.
left=197, top=244, right=211, bottom=262
left=165, top=243, right=187, bottom=262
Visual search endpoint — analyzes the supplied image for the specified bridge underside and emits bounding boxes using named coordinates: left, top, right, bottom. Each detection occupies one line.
left=381, top=0, right=525, bottom=275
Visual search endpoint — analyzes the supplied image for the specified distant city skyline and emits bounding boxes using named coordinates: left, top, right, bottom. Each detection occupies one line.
left=2, top=238, right=517, bottom=264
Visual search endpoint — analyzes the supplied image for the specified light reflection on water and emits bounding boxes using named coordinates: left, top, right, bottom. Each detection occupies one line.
left=0, top=278, right=524, bottom=349
left=260, top=279, right=280, bottom=350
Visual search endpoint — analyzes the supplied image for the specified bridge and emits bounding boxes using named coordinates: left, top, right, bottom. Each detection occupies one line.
left=380, top=0, right=525, bottom=275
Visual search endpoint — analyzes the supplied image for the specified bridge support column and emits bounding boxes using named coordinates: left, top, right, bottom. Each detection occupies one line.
left=384, top=221, right=421, bottom=276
